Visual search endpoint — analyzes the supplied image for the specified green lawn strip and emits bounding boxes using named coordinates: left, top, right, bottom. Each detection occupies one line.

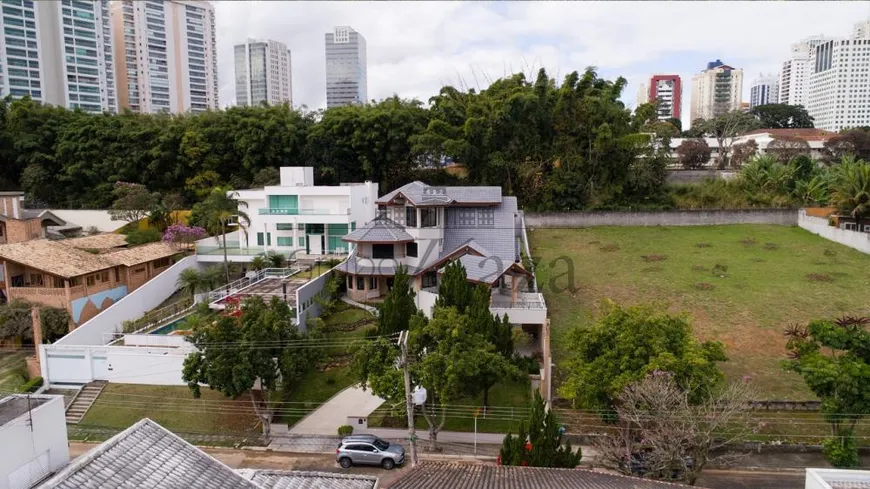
left=531, top=224, right=870, bottom=400
left=0, top=352, right=28, bottom=392
left=368, top=379, right=532, bottom=434
left=79, top=383, right=260, bottom=437
left=278, top=366, right=355, bottom=428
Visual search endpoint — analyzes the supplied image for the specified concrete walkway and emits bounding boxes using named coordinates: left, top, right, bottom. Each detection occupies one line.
left=288, top=386, right=385, bottom=435
left=340, top=296, right=379, bottom=316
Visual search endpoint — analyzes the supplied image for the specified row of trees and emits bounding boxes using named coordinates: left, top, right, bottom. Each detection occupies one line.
left=0, top=301, right=70, bottom=343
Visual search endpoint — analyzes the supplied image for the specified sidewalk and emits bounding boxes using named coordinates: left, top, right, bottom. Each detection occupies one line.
left=364, top=427, right=506, bottom=445
left=287, top=386, right=384, bottom=435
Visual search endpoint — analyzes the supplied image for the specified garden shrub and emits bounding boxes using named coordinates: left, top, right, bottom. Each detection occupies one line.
left=822, top=434, right=859, bottom=468
left=338, top=425, right=354, bottom=437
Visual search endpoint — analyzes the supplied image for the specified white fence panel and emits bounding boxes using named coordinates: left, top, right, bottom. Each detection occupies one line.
left=798, top=210, right=870, bottom=254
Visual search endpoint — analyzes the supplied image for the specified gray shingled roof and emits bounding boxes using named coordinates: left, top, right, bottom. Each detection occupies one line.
left=343, top=215, right=414, bottom=243
left=439, top=196, right=519, bottom=265
left=441, top=254, right=512, bottom=284
left=40, top=419, right=257, bottom=489
left=335, top=254, right=413, bottom=276
left=237, top=470, right=377, bottom=489
left=389, top=463, right=700, bottom=489
left=376, top=181, right=502, bottom=206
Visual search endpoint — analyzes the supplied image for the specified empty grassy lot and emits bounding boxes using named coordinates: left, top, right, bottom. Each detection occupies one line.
left=531, top=224, right=870, bottom=400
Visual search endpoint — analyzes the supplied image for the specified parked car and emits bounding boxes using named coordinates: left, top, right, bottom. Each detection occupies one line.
left=336, top=434, right=405, bottom=470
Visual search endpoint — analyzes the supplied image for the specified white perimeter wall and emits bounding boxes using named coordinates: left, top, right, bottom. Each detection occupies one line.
left=0, top=395, right=69, bottom=489
left=55, top=255, right=201, bottom=347
left=415, top=289, right=438, bottom=319
left=798, top=210, right=870, bottom=254
left=41, top=344, right=191, bottom=386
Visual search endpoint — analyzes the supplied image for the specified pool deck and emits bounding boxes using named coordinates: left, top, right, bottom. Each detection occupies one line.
left=212, top=276, right=308, bottom=308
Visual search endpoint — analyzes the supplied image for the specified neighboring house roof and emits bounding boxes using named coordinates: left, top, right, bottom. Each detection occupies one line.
left=389, top=463, right=700, bottom=489
left=237, top=469, right=378, bottom=489
left=0, top=239, right=177, bottom=278
left=741, top=128, right=837, bottom=141
left=40, top=419, right=256, bottom=489
left=104, top=242, right=178, bottom=267
left=49, top=209, right=128, bottom=233
left=343, top=215, right=414, bottom=243
left=441, top=255, right=530, bottom=285
left=0, top=209, right=66, bottom=227
left=62, top=233, right=129, bottom=251
left=0, top=239, right=114, bottom=277
left=377, top=181, right=502, bottom=206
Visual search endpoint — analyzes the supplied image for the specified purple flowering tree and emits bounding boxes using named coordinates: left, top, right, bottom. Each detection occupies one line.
left=163, top=224, right=207, bottom=252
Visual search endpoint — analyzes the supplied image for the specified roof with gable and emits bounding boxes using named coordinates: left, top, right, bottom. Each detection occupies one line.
left=334, top=254, right=411, bottom=276
left=342, top=215, right=414, bottom=243
left=376, top=181, right=502, bottom=206
left=0, top=239, right=178, bottom=278
left=61, top=233, right=130, bottom=251
left=389, top=462, right=702, bottom=489
left=439, top=196, right=519, bottom=265
left=104, top=242, right=179, bottom=267
left=39, top=419, right=255, bottom=489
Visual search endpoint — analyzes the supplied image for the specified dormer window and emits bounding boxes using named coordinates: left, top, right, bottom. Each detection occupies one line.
left=406, top=207, right=417, bottom=227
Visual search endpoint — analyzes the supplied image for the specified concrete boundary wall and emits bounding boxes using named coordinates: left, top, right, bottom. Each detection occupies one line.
left=798, top=210, right=870, bottom=254
left=526, top=209, right=799, bottom=228
left=295, top=268, right=333, bottom=333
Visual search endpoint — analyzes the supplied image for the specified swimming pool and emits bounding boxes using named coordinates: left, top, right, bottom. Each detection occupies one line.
left=150, top=316, right=191, bottom=335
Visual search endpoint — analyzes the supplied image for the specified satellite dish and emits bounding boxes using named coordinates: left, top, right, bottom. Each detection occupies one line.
left=412, top=386, right=427, bottom=406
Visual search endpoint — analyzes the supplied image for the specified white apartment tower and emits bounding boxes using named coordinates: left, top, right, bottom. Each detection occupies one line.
left=690, top=59, right=743, bottom=122
left=749, top=73, right=779, bottom=108
left=778, top=36, right=829, bottom=107
left=111, top=0, right=218, bottom=114
left=807, top=21, right=870, bottom=131
left=234, top=38, right=292, bottom=106
left=325, top=26, right=367, bottom=108
left=0, top=0, right=117, bottom=113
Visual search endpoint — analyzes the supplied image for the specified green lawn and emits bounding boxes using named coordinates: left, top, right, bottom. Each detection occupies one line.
left=278, top=366, right=356, bottom=427
left=0, top=351, right=28, bottom=393
left=531, top=224, right=870, bottom=400
left=80, top=383, right=260, bottom=436
left=368, top=379, right=532, bottom=434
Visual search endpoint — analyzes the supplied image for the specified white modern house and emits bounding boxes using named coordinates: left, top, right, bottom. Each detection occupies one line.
left=806, top=468, right=870, bottom=489
left=197, top=167, right=378, bottom=262
left=0, top=394, right=69, bottom=489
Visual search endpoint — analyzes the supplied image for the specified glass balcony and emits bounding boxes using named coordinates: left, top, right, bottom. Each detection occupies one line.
left=258, top=208, right=351, bottom=216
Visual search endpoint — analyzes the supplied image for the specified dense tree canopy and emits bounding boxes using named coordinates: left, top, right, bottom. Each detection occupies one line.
left=750, top=104, right=815, bottom=129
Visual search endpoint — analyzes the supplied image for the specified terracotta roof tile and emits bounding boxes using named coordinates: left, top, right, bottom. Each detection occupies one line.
left=61, top=233, right=129, bottom=251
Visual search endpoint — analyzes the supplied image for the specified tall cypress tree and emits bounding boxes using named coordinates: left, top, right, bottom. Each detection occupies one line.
left=377, top=266, right=417, bottom=335
left=499, top=390, right=582, bottom=468
left=435, top=260, right=473, bottom=313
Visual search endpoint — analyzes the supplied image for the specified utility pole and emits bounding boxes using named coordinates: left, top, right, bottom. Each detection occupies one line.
left=399, top=330, right=418, bottom=467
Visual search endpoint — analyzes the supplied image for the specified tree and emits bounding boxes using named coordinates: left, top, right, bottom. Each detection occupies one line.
left=162, top=224, right=206, bottom=252
left=830, top=158, right=870, bottom=232
left=198, top=187, right=250, bottom=284
left=594, top=372, right=755, bottom=485
left=785, top=316, right=870, bottom=467
left=176, top=268, right=205, bottom=298
left=766, top=135, right=811, bottom=164
left=676, top=139, right=712, bottom=170
left=729, top=139, right=758, bottom=169
left=182, top=296, right=320, bottom=439
left=434, top=260, right=473, bottom=313
left=250, top=256, right=268, bottom=271
left=251, top=167, right=280, bottom=187
left=376, top=266, right=417, bottom=335
left=693, top=111, right=762, bottom=169
left=750, top=104, right=814, bottom=129
left=0, top=300, right=34, bottom=340
left=40, top=307, right=71, bottom=342
left=559, top=300, right=727, bottom=417
left=108, top=182, right=159, bottom=223
left=499, top=390, right=581, bottom=468
left=665, top=117, right=682, bottom=133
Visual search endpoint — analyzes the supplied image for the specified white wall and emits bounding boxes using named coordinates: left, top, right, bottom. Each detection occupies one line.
left=54, top=256, right=201, bottom=347
left=805, top=468, right=870, bottom=489
left=0, top=395, right=69, bottom=489
left=798, top=210, right=870, bottom=254
left=123, top=334, right=189, bottom=348
left=49, top=210, right=126, bottom=232
left=415, top=289, right=438, bottom=319
left=42, top=344, right=191, bottom=386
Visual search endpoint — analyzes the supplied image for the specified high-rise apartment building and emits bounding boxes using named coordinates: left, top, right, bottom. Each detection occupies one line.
left=749, top=73, right=779, bottom=108
left=111, top=0, right=218, bottom=114
left=325, top=26, right=366, bottom=108
left=234, top=38, right=292, bottom=107
left=778, top=35, right=829, bottom=107
left=635, top=82, right=647, bottom=108
left=807, top=21, right=870, bottom=131
left=690, top=59, right=743, bottom=122
left=0, top=0, right=117, bottom=113
left=649, top=75, right=681, bottom=120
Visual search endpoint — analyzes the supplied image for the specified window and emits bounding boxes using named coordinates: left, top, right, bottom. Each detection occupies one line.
left=153, top=257, right=171, bottom=268
left=70, top=277, right=82, bottom=286
left=256, top=232, right=271, bottom=246
left=347, top=275, right=353, bottom=290
left=114, top=268, right=120, bottom=282
left=29, top=273, right=43, bottom=286
left=372, top=244, right=394, bottom=259
left=0, top=225, right=3, bottom=236
left=406, top=242, right=418, bottom=257
left=421, top=208, right=437, bottom=228
left=100, top=271, right=109, bottom=282
left=134, top=267, right=145, bottom=274
left=356, top=276, right=365, bottom=290
left=86, top=275, right=95, bottom=287
left=276, top=237, right=293, bottom=247
left=276, top=223, right=293, bottom=231
left=299, top=236, right=306, bottom=247
left=405, top=207, right=417, bottom=227
left=369, top=277, right=378, bottom=290
left=422, top=271, right=437, bottom=288
left=53, top=277, right=64, bottom=288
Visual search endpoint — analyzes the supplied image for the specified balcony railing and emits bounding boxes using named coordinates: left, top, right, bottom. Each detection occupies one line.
left=258, top=208, right=351, bottom=216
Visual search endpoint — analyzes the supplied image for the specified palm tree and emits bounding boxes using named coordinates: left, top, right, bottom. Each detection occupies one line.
left=267, top=252, right=285, bottom=268
left=831, top=158, right=870, bottom=232
left=200, top=188, right=250, bottom=284
left=250, top=255, right=268, bottom=271
left=177, top=268, right=204, bottom=298
left=200, top=265, right=225, bottom=292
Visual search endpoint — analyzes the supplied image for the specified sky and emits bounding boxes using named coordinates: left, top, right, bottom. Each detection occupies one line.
left=214, top=1, right=870, bottom=126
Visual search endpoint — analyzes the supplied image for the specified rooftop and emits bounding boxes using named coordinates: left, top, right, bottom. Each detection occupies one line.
left=343, top=215, right=414, bottom=243
left=105, top=242, right=178, bottom=267
left=377, top=181, right=503, bottom=206
left=807, top=468, right=870, bottom=489
left=0, top=239, right=178, bottom=278
left=61, top=233, right=130, bottom=251
left=389, top=463, right=700, bottom=489
left=0, top=395, right=51, bottom=426
left=237, top=470, right=378, bottom=489
left=742, top=128, right=838, bottom=141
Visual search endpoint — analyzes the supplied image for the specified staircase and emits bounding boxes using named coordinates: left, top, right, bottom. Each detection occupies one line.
left=65, top=380, right=107, bottom=424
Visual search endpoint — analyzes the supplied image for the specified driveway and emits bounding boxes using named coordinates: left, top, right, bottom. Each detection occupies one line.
left=288, top=386, right=385, bottom=435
